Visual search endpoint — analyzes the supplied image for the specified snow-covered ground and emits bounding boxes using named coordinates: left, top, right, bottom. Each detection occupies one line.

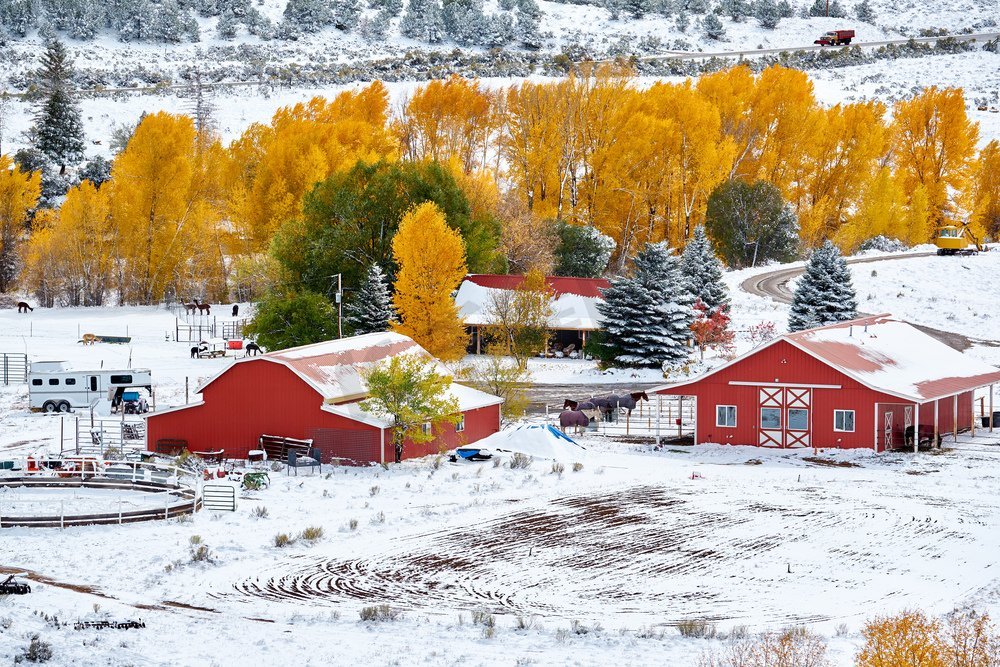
left=3, top=250, right=1000, bottom=664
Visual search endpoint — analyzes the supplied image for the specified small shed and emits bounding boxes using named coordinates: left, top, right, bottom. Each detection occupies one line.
left=454, top=274, right=609, bottom=355
left=654, top=315, right=1000, bottom=451
left=145, top=332, right=503, bottom=464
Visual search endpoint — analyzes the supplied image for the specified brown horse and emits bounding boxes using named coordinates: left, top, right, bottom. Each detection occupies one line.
left=17, top=301, right=33, bottom=313
left=197, top=301, right=211, bottom=315
left=184, top=301, right=198, bottom=313
left=559, top=410, right=590, bottom=436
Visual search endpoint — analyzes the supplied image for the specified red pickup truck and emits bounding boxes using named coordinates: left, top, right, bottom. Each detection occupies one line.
left=814, top=29, right=855, bottom=45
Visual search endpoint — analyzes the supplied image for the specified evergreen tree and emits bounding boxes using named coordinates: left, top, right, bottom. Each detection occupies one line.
left=400, top=0, right=443, bottom=42
left=776, top=0, right=791, bottom=16
left=553, top=221, right=615, bottom=278
left=345, top=263, right=395, bottom=335
left=441, top=0, right=486, bottom=45
left=702, top=12, right=724, bottom=39
left=33, top=40, right=85, bottom=174
left=754, top=0, right=779, bottom=28
left=719, top=0, right=746, bottom=21
left=787, top=240, right=858, bottom=332
left=675, top=9, right=689, bottom=30
left=680, top=225, right=728, bottom=314
left=79, top=155, right=112, bottom=187
left=854, top=0, right=874, bottom=22
left=245, top=289, right=340, bottom=351
left=704, top=178, right=798, bottom=269
left=513, top=0, right=541, bottom=48
left=596, top=242, right=693, bottom=369
left=0, top=0, right=36, bottom=37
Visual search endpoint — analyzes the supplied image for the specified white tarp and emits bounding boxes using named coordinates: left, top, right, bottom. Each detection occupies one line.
left=473, top=423, right=588, bottom=461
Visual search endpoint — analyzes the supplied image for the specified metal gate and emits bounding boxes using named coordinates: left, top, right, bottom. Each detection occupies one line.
left=0, top=353, right=27, bottom=385
left=759, top=387, right=811, bottom=448
left=203, top=484, right=235, bottom=511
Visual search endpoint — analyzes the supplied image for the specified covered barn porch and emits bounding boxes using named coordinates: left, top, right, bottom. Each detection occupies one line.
left=876, top=384, right=1000, bottom=453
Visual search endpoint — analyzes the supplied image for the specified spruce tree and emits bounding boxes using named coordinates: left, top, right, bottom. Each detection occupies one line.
left=754, top=0, right=779, bottom=28
left=553, top=221, right=615, bottom=278
left=854, top=0, right=874, bottom=22
left=788, top=240, right=858, bottom=332
left=345, top=263, right=396, bottom=335
left=702, top=12, right=724, bottom=39
left=680, top=225, right=729, bottom=314
left=32, top=40, right=85, bottom=177
left=400, top=0, right=443, bottom=42
left=596, top=242, right=693, bottom=369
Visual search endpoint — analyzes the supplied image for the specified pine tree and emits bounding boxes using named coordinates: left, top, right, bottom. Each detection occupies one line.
left=33, top=40, right=85, bottom=174
left=680, top=226, right=728, bottom=314
left=596, top=242, right=693, bottom=369
left=719, top=0, right=746, bottom=21
left=776, top=0, right=791, bottom=16
left=441, top=0, right=486, bottom=45
left=346, top=263, right=395, bottom=335
left=513, top=0, right=541, bottom=48
left=787, top=240, right=858, bottom=332
left=702, top=12, right=724, bottom=39
left=0, top=0, right=36, bottom=37
left=553, top=221, right=615, bottom=278
left=400, top=0, right=443, bottom=42
left=754, top=0, right=779, bottom=28
left=854, top=0, right=874, bottom=22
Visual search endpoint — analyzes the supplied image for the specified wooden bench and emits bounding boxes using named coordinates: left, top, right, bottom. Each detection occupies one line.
left=155, top=439, right=187, bottom=456
left=259, top=435, right=313, bottom=463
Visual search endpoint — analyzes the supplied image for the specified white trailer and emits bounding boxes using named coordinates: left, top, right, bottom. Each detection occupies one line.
left=28, top=362, right=152, bottom=413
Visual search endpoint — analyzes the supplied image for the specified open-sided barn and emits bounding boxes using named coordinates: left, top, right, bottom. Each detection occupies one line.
left=145, top=333, right=502, bottom=464
left=454, top=274, right=609, bottom=355
left=655, top=315, right=1000, bottom=451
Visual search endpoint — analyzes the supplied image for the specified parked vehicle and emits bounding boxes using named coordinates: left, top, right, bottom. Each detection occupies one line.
left=28, top=362, right=152, bottom=414
left=814, top=29, right=855, bottom=45
left=935, top=223, right=984, bottom=256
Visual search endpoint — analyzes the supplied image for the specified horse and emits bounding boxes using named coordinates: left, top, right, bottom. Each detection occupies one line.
left=184, top=300, right=198, bottom=314
left=606, top=391, right=651, bottom=421
left=245, top=342, right=262, bottom=357
left=231, top=304, right=239, bottom=317
left=197, top=301, right=211, bottom=315
left=589, top=396, right=615, bottom=422
left=79, top=333, right=97, bottom=346
left=190, top=343, right=207, bottom=359
left=559, top=410, right=590, bottom=436
left=16, top=302, right=33, bottom=313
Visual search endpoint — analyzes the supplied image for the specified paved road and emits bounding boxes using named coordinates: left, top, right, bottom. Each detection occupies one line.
left=631, top=31, right=999, bottom=62
left=739, top=252, right=999, bottom=352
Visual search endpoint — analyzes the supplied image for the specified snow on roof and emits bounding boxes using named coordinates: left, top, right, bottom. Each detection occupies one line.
left=455, top=278, right=605, bottom=330
left=655, top=314, right=1000, bottom=404
left=322, top=382, right=504, bottom=428
left=784, top=315, right=1000, bottom=403
left=472, top=423, right=587, bottom=461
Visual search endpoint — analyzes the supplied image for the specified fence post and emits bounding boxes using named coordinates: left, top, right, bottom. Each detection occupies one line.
left=60, top=501, right=64, bottom=529
left=119, top=498, right=123, bottom=525
left=75, top=416, right=79, bottom=454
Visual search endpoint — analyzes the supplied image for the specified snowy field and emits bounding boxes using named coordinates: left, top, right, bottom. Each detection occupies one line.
left=3, top=251, right=1000, bottom=663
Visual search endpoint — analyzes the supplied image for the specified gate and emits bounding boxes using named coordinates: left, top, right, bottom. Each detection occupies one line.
left=202, top=484, right=236, bottom=511
left=758, top=387, right=811, bottom=448
left=0, top=353, right=27, bottom=385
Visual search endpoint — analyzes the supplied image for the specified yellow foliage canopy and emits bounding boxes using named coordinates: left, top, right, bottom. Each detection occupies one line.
left=392, top=202, right=469, bottom=361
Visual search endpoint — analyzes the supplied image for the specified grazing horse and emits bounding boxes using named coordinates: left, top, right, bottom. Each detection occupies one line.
left=589, top=396, right=615, bottom=422
left=245, top=342, right=263, bottom=357
left=559, top=410, right=590, bottom=436
left=190, top=344, right=208, bottom=359
left=16, top=301, right=33, bottom=313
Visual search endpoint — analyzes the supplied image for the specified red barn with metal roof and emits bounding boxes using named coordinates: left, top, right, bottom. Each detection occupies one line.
left=654, top=315, right=1000, bottom=451
left=145, top=333, right=502, bottom=464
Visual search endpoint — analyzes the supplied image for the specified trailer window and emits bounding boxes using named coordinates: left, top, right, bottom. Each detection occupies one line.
left=716, top=405, right=737, bottom=427
left=31, top=379, right=42, bottom=386
left=48, top=378, right=59, bottom=385
left=110, top=375, right=133, bottom=384
left=65, top=378, right=76, bottom=385
left=834, top=410, right=855, bottom=432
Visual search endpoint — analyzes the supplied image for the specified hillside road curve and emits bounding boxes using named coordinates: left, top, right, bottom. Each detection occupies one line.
left=739, top=252, right=1000, bottom=352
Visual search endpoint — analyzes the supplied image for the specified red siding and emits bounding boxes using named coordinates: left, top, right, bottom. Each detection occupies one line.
left=660, top=340, right=978, bottom=450
left=146, top=360, right=501, bottom=463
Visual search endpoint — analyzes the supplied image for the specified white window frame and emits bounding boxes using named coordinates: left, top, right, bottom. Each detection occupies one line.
left=834, top=409, right=855, bottom=432
left=421, top=422, right=432, bottom=437
left=456, top=416, right=465, bottom=433
left=716, top=405, right=737, bottom=428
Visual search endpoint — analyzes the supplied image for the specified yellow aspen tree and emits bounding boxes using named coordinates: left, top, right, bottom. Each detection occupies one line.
left=903, top=184, right=932, bottom=246
left=392, top=202, right=469, bottom=361
left=52, top=180, right=113, bottom=305
left=19, top=210, right=58, bottom=304
left=890, top=86, right=979, bottom=235
left=835, top=167, right=908, bottom=251
left=970, top=140, right=1000, bottom=240
left=0, top=155, right=42, bottom=292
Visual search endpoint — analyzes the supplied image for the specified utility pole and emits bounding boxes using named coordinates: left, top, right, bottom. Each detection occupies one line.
left=330, top=274, right=343, bottom=338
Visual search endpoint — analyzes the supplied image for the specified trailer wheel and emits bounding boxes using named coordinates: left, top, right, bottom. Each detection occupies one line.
left=42, top=401, right=57, bottom=413
left=57, top=401, right=71, bottom=413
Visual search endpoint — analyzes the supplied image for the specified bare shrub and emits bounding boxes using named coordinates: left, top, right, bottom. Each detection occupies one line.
left=189, top=535, right=202, bottom=545
left=493, top=457, right=502, bottom=468
left=190, top=544, right=212, bottom=562
left=359, top=604, right=401, bottom=622
left=273, top=533, right=295, bottom=548
left=678, top=618, right=717, bottom=638
left=835, top=622, right=849, bottom=637
left=251, top=505, right=269, bottom=519
left=551, top=462, right=565, bottom=475
left=571, top=619, right=601, bottom=635
left=349, top=518, right=359, bottom=531
left=509, top=452, right=533, bottom=469
left=371, top=511, right=386, bottom=525
left=515, top=615, right=536, bottom=631
left=699, top=627, right=830, bottom=667
left=17, top=635, right=53, bottom=663
left=572, top=462, right=584, bottom=472
left=299, top=526, right=324, bottom=543
left=369, top=485, right=380, bottom=496
left=431, top=456, right=443, bottom=470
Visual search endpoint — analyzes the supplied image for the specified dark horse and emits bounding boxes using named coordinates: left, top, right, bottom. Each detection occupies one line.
left=559, top=410, right=590, bottom=436
left=16, top=301, right=33, bottom=313
left=594, top=391, right=650, bottom=421
left=245, top=342, right=263, bottom=357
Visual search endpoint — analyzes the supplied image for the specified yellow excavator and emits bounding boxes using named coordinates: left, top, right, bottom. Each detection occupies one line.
left=934, top=223, right=984, bottom=256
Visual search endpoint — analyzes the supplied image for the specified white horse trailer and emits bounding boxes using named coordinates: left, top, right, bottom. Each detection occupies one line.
left=28, top=362, right=153, bottom=413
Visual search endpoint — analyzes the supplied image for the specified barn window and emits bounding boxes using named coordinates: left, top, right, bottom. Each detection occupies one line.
left=788, top=408, right=809, bottom=430
left=421, top=422, right=432, bottom=436
left=456, top=416, right=465, bottom=432
left=716, top=405, right=736, bottom=427
left=834, top=410, right=855, bottom=432
left=760, top=408, right=782, bottom=429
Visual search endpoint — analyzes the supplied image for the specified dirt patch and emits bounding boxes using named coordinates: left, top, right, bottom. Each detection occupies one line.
left=0, top=565, right=114, bottom=599
left=803, top=457, right=861, bottom=468
left=162, top=600, right=221, bottom=613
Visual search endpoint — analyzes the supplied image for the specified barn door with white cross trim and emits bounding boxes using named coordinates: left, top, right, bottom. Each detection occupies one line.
left=759, top=387, right=784, bottom=446
left=884, top=411, right=894, bottom=449
left=785, top=388, right=811, bottom=448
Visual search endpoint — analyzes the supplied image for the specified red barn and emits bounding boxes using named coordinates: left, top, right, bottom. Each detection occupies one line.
left=655, top=315, right=1000, bottom=451
left=145, top=332, right=503, bottom=464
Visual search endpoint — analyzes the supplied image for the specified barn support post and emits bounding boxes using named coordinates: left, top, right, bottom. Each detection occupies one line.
left=692, top=396, right=698, bottom=446
left=581, top=331, right=587, bottom=361
left=954, top=395, right=959, bottom=442
left=476, top=327, right=481, bottom=356
left=913, top=403, right=920, bottom=454
left=677, top=396, right=683, bottom=437
left=655, top=393, right=661, bottom=445
left=934, top=400, right=939, bottom=448
left=873, top=403, right=879, bottom=453
left=991, top=384, right=994, bottom=432
left=972, top=392, right=977, bottom=438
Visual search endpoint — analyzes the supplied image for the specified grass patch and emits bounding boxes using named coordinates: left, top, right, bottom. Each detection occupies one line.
left=273, top=533, right=295, bottom=548
left=359, top=604, right=401, bottom=622
left=676, top=618, right=716, bottom=638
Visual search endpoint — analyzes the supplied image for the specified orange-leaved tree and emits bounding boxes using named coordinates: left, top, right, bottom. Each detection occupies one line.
left=391, top=202, right=469, bottom=361
left=0, top=155, right=42, bottom=292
